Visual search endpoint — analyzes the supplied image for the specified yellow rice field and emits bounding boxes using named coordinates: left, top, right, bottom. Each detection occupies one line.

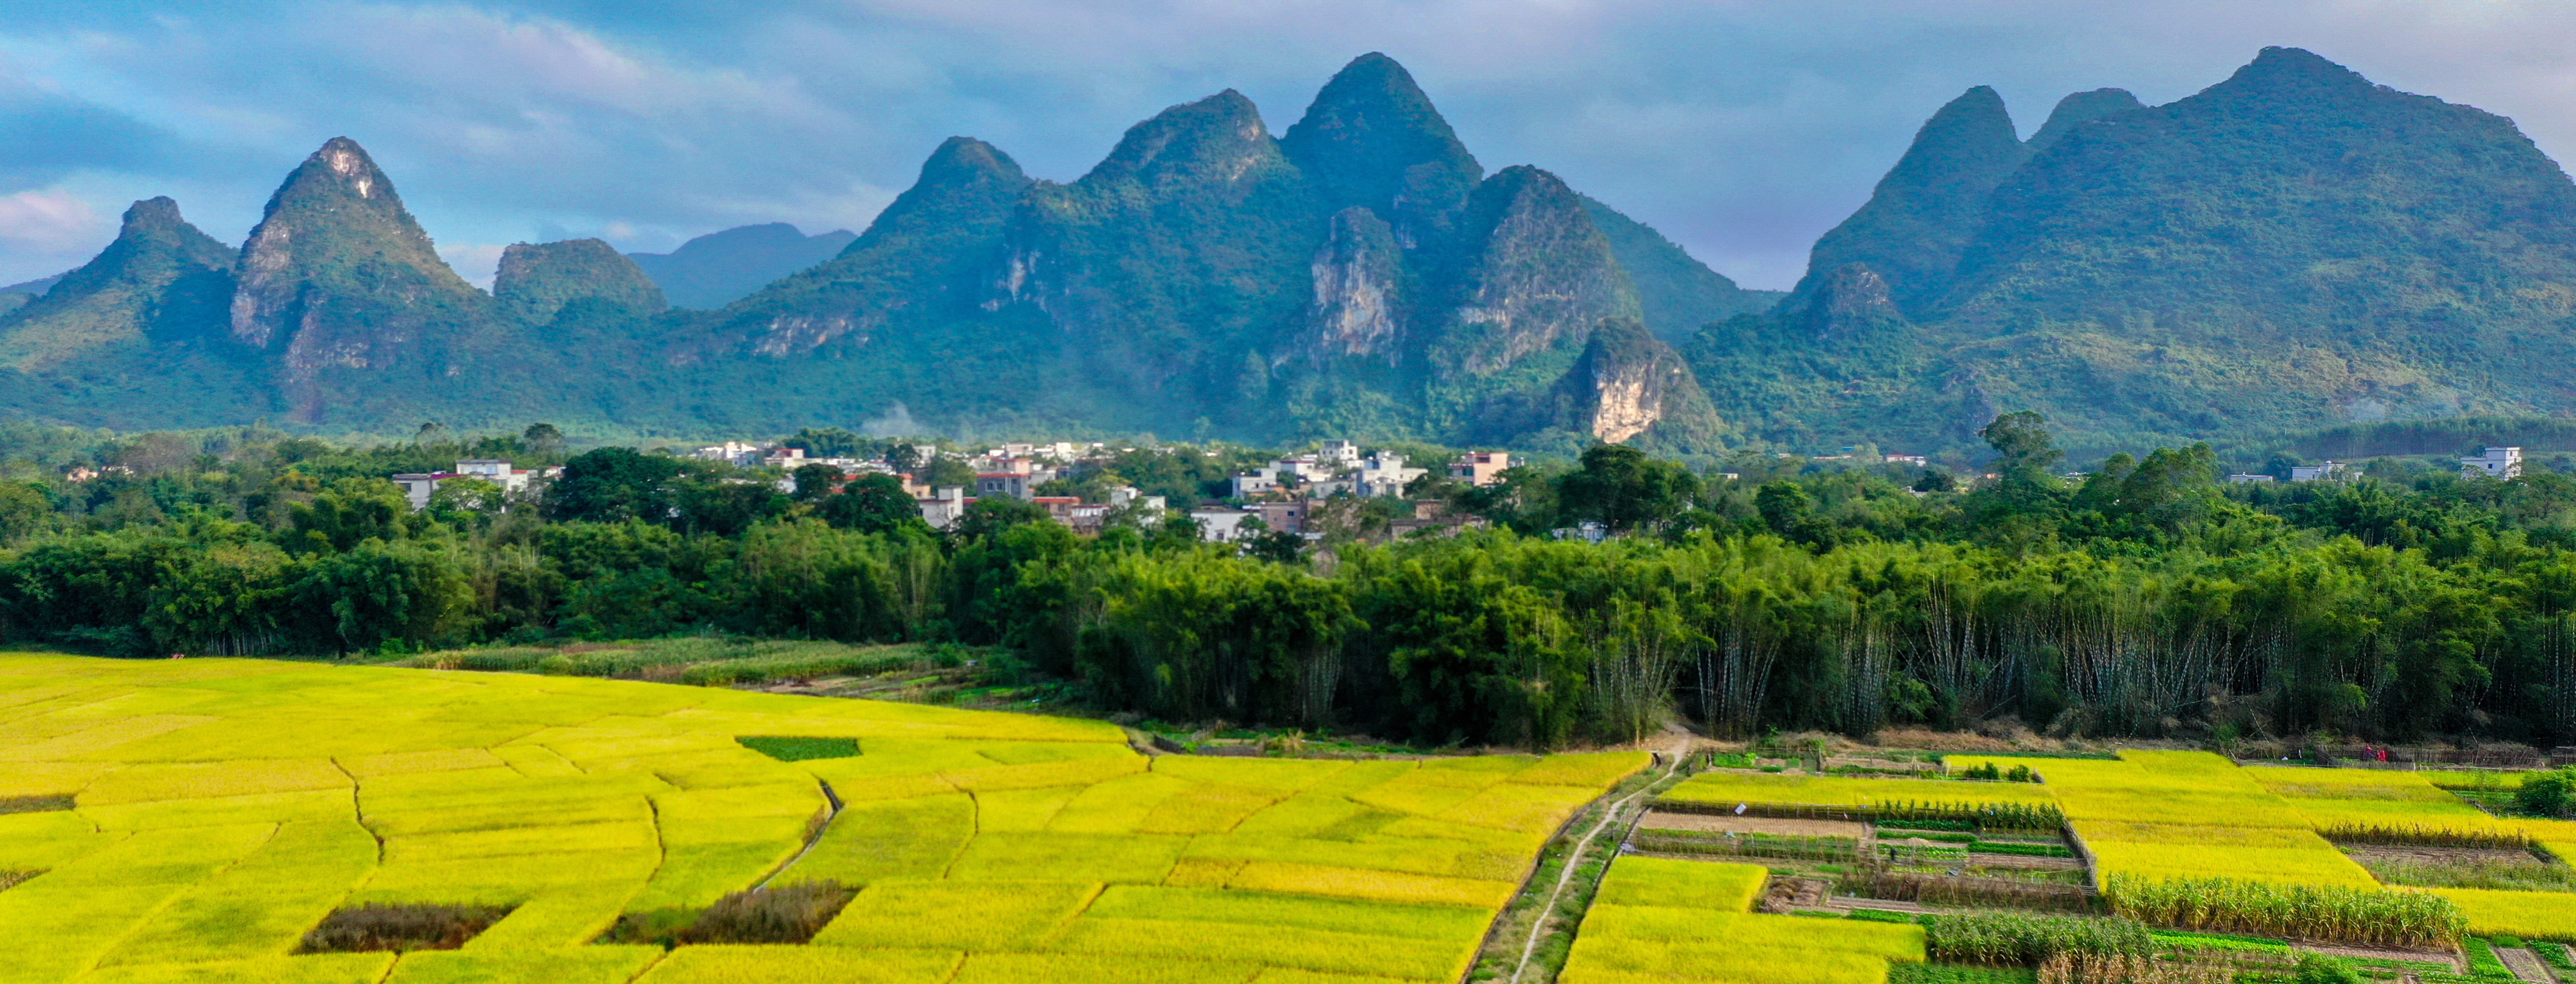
left=1560, top=857, right=1923, bottom=984
left=0, top=654, right=1646, bottom=983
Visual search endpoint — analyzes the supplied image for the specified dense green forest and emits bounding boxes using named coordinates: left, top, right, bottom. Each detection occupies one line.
left=0, top=415, right=2571, bottom=751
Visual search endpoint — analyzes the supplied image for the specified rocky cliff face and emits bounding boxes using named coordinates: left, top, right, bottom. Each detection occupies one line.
left=1430, top=166, right=1641, bottom=379
left=1564, top=316, right=1723, bottom=448
left=0, top=197, right=235, bottom=371
left=1295, top=206, right=1405, bottom=364
left=1803, top=263, right=1907, bottom=341
left=493, top=239, right=665, bottom=324
left=229, top=137, right=490, bottom=417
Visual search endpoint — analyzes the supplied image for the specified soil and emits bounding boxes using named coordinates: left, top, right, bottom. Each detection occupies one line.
left=2297, top=944, right=2462, bottom=975
left=1635, top=811, right=1868, bottom=839
left=1757, top=876, right=1831, bottom=914
left=2495, top=946, right=2552, bottom=983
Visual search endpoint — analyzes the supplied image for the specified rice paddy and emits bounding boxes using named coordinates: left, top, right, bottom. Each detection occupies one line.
left=1561, top=857, right=1925, bottom=984
left=0, top=653, right=1647, bottom=983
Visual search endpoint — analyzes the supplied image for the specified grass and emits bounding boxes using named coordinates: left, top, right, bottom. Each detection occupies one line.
left=0, top=652, right=1644, bottom=984
left=733, top=736, right=859, bottom=762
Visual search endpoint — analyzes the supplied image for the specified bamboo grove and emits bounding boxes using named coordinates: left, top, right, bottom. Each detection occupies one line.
left=0, top=415, right=2574, bottom=749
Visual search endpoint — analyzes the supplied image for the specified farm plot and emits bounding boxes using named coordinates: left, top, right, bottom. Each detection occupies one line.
left=1560, top=856, right=1925, bottom=984
left=0, top=654, right=1644, bottom=983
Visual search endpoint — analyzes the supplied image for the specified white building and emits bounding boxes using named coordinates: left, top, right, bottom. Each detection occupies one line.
left=691, top=441, right=765, bottom=465
left=1354, top=452, right=1426, bottom=498
left=917, top=487, right=970, bottom=531
left=2228, top=474, right=2276, bottom=484
left=2290, top=461, right=2349, bottom=482
left=1883, top=454, right=1929, bottom=468
left=393, top=460, right=544, bottom=511
left=1189, top=507, right=1260, bottom=542
left=2462, top=447, right=2523, bottom=479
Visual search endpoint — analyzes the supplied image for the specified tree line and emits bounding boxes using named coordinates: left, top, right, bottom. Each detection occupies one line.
left=1, top=414, right=2572, bottom=749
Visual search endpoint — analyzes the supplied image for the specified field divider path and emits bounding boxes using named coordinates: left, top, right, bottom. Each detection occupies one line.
left=1499, top=740, right=1693, bottom=984
left=755, top=779, right=844, bottom=889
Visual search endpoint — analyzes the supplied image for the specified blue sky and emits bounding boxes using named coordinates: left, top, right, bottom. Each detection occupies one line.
left=3, top=1, right=2574, bottom=290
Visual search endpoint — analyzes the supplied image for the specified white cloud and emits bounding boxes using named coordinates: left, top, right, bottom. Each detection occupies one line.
left=0, top=187, right=104, bottom=282
left=437, top=242, right=505, bottom=290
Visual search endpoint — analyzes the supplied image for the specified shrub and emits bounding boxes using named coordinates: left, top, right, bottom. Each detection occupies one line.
left=674, top=881, right=854, bottom=944
left=2517, top=769, right=2576, bottom=817
left=2291, top=953, right=2368, bottom=984
left=298, top=903, right=512, bottom=952
left=1920, top=912, right=2152, bottom=965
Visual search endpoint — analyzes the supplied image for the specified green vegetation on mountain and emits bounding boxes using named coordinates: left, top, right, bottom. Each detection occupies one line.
left=229, top=137, right=500, bottom=421
left=493, top=238, right=665, bottom=325
left=625, top=222, right=856, bottom=309
left=7, top=48, right=2573, bottom=468
left=1699, top=46, right=2576, bottom=463
left=2025, top=87, right=2143, bottom=150
left=0, top=197, right=234, bottom=372
left=1792, top=86, right=2029, bottom=318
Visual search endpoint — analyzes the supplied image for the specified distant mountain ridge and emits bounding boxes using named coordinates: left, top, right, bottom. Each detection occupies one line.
left=9, top=46, right=2560, bottom=461
left=626, top=224, right=856, bottom=310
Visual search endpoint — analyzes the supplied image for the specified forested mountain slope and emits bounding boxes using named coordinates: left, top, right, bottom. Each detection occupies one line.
left=1701, top=47, right=2576, bottom=460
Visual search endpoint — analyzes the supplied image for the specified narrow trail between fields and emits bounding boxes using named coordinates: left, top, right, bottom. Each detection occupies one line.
left=755, top=779, right=844, bottom=889
left=1505, top=739, right=1692, bottom=984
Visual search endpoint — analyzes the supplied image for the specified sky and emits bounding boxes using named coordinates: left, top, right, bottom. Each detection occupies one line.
left=4, top=1, right=2576, bottom=291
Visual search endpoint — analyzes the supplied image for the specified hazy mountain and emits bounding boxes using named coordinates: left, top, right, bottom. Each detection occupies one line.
left=627, top=224, right=856, bottom=310
left=1, top=273, right=63, bottom=296
left=701, top=53, right=1727, bottom=451
left=1580, top=195, right=1778, bottom=346
left=2027, top=88, right=2144, bottom=150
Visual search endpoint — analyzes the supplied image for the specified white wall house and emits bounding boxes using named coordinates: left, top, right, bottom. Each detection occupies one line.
left=2462, top=446, right=2523, bottom=479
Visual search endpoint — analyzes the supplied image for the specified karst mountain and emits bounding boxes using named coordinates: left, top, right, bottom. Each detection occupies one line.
left=6, top=48, right=2574, bottom=458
